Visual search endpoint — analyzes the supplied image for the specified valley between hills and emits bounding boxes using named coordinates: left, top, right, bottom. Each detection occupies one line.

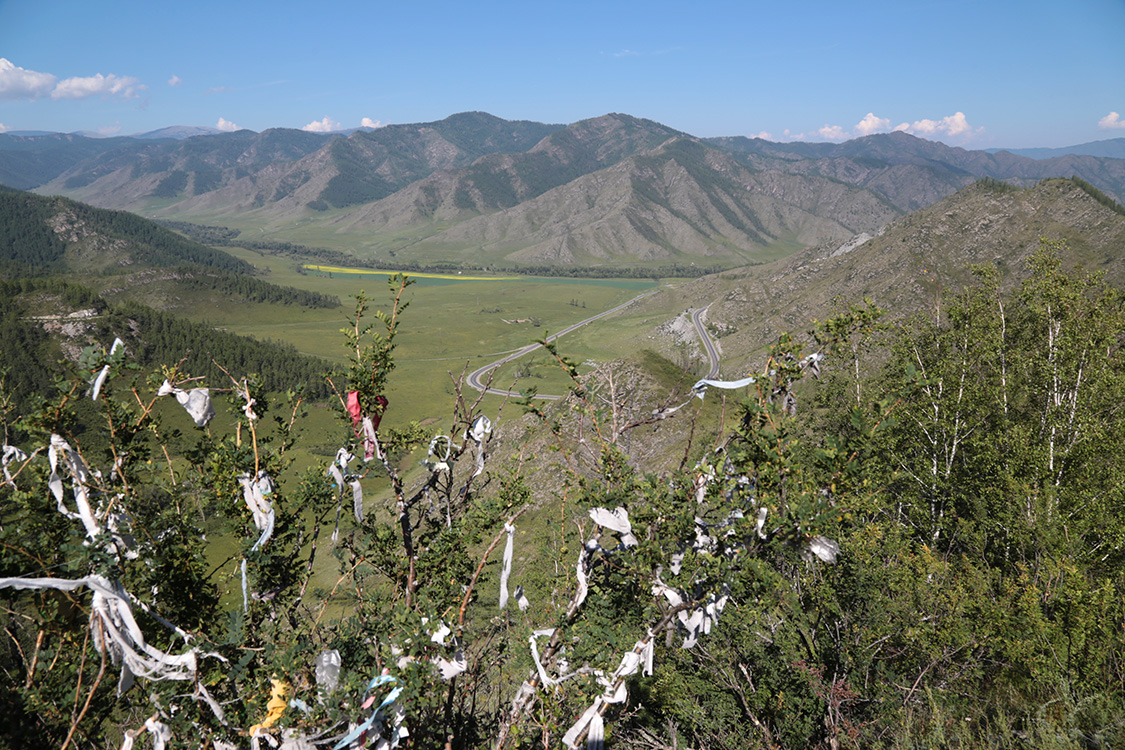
left=3, top=114, right=1125, bottom=749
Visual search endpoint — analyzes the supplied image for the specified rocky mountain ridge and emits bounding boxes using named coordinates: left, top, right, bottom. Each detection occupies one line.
left=4, top=113, right=1124, bottom=269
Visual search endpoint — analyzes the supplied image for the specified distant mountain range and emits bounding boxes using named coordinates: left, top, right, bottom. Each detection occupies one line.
left=3, top=112, right=1124, bottom=269
left=985, top=138, right=1125, bottom=160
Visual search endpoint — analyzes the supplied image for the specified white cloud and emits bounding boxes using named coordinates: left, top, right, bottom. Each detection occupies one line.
left=909, top=111, right=973, bottom=137
left=52, top=73, right=145, bottom=100
left=361, top=117, right=386, bottom=129
left=0, top=123, right=8, bottom=133
left=612, top=49, right=640, bottom=57
left=207, top=86, right=232, bottom=94
left=216, top=117, right=239, bottom=132
left=95, top=122, right=122, bottom=136
left=0, top=58, right=57, bottom=100
left=303, top=116, right=342, bottom=133
left=1098, top=111, right=1125, bottom=130
left=855, top=112, right=891, bottom=136
left=783, top=111, right=980, bottom=143
left=168, top=75, right=182, bottom=87
left=752, top=131, right=772, bottom=140
left=818, top=124, right=848, bottom=140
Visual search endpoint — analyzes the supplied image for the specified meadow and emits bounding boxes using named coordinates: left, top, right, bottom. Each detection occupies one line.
left=187, top=246, right=683, bottom=426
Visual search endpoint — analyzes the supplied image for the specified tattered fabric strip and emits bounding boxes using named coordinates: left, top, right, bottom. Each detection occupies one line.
left=691, top=375, right=757, bottom=400
left=3, top=444, right=27, bottom=488
left=584, top=712, right=605, bottom=750
left=422, top=435, right=452, bottom=474
left=249, top=679, right=291, bottom=737
left=331, top=673, right=406, bottom=750
left=48, top=434, right=100, bottom=541
left=571, top=540, right=599, bottom=615
left=91, top=337, right=125, bottom=401
left=560, top=632, right=656, bottom=748
left=237, top=471, right=276, bottom=612
left=327, top=448, right=354, bottom=541
left=157, top=380, right=215, bottom=427
left=513, top=584, right=530, bottom=612
left=499, top=523, right=515, bottom=610
left=235, top=382, right=258, bottom=422
left=588, top=507, right=638, bottom=548
left=0, top=574, right=225, bottom=721
left=434, top=650, right=467, bottom=681
left=141, top=718, right=172, bottom=750
left=466, top=415, right=492, bottom=478
left=803, top=535, right=840, bottom=563
left=349, top=478, right=364, bottom=524
left=528, top=628, right=558, bottom=688
left=562, top=697, right=604, bottom=749
left=651, top=579, right=729, bottom=649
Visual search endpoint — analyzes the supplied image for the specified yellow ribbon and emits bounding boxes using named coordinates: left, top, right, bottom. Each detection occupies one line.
left=249, top=679, right=291, bottom=736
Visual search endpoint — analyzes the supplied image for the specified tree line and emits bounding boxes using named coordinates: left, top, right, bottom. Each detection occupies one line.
left=0, top=277, right=338, bottom=407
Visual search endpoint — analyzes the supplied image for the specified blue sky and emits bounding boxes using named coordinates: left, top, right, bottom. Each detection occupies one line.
left=1, top=0, right=1122, bottom=148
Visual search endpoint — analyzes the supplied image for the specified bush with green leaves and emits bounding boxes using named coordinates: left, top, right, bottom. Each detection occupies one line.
left=4, top=244, right=1123, bottom=750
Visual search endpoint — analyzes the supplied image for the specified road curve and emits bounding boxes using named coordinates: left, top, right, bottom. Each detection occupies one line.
left=466, top=290, right=658, bottom=399
left=691, top=306, right=721, bottom=379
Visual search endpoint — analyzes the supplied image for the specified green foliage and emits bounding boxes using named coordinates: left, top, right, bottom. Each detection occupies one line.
left=0, top=278, right=338, bottom=403
left=2, top=241, right=1124, bottom=749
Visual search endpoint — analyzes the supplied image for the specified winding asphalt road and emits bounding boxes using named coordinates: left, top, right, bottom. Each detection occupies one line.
left=691, top=305, right=721, bottom=379
left=466, top=290, right=658, bottom=399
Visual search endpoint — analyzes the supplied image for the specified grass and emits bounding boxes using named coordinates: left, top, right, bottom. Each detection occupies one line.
left=162, top=246, right=687, bottom=428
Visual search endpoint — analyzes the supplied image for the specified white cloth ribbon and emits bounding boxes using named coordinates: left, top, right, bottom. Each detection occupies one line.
left=349, top=478, right=364, bottom=524
left=48, top=434, right=100, bottom=541
left=652, top=579, right=729, bottom=649
left=2, top=444, right=27, bottom=488
left=512, top=584, right=530, bottom=612
left=327, top=448, right=354, bottom=540
left=422, top=435, right=451, bottom=473
left=157, top=380, right=215, bottom=427
left=0, top=575, right=223, bottom=697
left=803, top=535, right=840, bottom=564
left=691, top=375, right=757, bottom=400
left=528, top=628, right=557, bottom=688
left=91, top=337, right=124, bottom=401
left=588, top=507, right=638, bottom=548
left=499, top=523, right=515, bottom=610
left=237, top=471, right=275, bottom=612
left=434, top=650, right=467, bottom=681
left=467, top=415, right=492, bottom=478
left=571, top=540, right=599, bottom=615
left=562, top=697, right=604, bottom=749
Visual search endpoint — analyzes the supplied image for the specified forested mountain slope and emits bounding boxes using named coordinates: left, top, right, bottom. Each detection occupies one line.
left=0, top=186, right=339, bottom=311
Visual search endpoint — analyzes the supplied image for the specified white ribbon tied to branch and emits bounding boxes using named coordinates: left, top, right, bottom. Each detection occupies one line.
left=327, top=447, right=356, bottom=540
left=48, top=434, right=101, bottom=541
left=157, top=379, right=215, bottom=427
left=466, top=414, right=492, bottom=478
left=499, top=523, right=515, bottom=610
left=588, top=507, right=639, bottom=549
left=91, top=337, right=125, bottom=401
left=238, top=471, right=276, bottom=613
left=2, top=443, right=27, bottom=488
left=691, top=375, right=757, bottom=400
left=0, top=574, right=225, bottom=720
